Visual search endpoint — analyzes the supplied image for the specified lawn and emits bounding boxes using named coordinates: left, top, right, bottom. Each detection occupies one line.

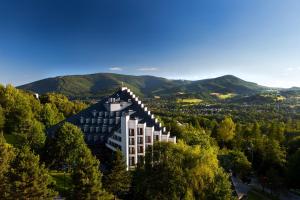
left=210, top=93, right=236, bottom=100
left=3, top=133, right=21, bottom=146
left=50, top=171, right=72, bottom=197
left=176, top=98, right=203, bottom=104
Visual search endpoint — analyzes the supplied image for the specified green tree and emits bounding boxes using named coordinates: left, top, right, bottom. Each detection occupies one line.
left=217, top=117, right=236, bottom=144
left=0, top=85, right=45, bottom=150
left=175, top=124, right=212, bottom=147
left=268, top=122, right=285, bottom=143
left=72, top=146, right=112, bottom=200
left=22, top=119, right=46, bottom=150
left=44, top=122, right=86, bottom=169
left=287, top=136, right=300, bottom=155
left=7, top=146, right=57, bottom=199
left=287, top=149, right=300, bottom=188
left=0, top=105, right=4, bottom=131
left=40, top=93, right=87, bottom=118
left=0, top=136, right=15, bottom=199
left=219, top=150, right=251, bottom=179
left=133, top=142, right=233, bottom=200
left=41, top=103, right=64, bottom=129
left=103, top=150, right=131, bottom=198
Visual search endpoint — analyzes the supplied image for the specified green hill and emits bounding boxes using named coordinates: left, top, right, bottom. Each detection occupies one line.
left=18, top=73, right=268, bottom=99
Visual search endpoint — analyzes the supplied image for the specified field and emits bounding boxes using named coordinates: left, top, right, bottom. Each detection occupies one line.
left=176, top=98, right=203, bottom=104
left=210, top=93, right=236, bottom=99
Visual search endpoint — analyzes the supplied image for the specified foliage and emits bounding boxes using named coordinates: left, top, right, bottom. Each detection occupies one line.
left=40, top=93, right=87, bottom=118
left=287, top=136, right=300, bottom=155
left=171, top=122, right=213, bottom=147
left=103, top=150, right=131, bottom=198
left=6, top=146, right=57, bottom=199
left=287, top=149, right=300, bottom=188
left=72, top=146, right=113, bottom=200
left=217, top=116, right=236, bottom=143
left=219, top=150, right=252, bottom=178
left=44, top=122, right=87, bottom=169
left=41, top=103, right=64, bottom=129
left=18, top=73, right=266, bottom=99
left=0, top=105, right=4, bottom=131
left=0, top=136, right=15, bottom=199
left=132, top=142, right=234, bottom=200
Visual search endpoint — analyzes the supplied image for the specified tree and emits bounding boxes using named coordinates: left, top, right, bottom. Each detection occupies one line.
left=103, top=150, right=131, bottom=198
left=44, top=122, right=87, bottom=169
left=217, top=117, right=236, bottom=144
left=0, top=136, right=15, bottom=199
left=268, top=122, right=285, bottom=143
left=41, top=103, right=64, bottom=129
left=21, top=119, right=46, bottom=150
left=0, top=105, right=4, bottom=131
left=40, top=93, right=87, bottom=118
left=133, top=142, right=234, bottom=200
left=175, top=124, right=212, bottom=147
left=287, top=136, right=300, bottom=155
left=72, top=146, right=112, bottom=200
left=0, top=85, right=45, bottom=150
left=287, top=149, right=300, bottom=188
left=219, top=150, right=251, bottom=179
left=7, top=146, right=57, bottom=199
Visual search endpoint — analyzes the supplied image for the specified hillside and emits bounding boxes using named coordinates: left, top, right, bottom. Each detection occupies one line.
left=18, top=73, right=268, bottom=99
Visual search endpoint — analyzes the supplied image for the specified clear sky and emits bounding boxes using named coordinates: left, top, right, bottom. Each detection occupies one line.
left=0, top=0, right=300, bottom=87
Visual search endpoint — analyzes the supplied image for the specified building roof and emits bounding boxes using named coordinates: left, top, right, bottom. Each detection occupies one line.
left=47, top=87, right=166, bottom=142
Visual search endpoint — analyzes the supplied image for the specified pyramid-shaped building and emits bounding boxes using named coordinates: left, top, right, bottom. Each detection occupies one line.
left=48, top=87, right=176, bottom=169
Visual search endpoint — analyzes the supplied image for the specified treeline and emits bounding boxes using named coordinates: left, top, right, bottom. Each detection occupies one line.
left=162, top=113, right=300, bottom=195
left=1, top=85, right=299, bottom=199
left=0, top=85, right=236, bottom=199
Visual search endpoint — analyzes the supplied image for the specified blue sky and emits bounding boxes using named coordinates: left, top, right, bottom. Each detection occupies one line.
left=0, top=0, right=300, bottom=87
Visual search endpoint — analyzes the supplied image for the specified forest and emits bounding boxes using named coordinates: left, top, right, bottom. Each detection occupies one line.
left=0, top=84, right=300, bottom=200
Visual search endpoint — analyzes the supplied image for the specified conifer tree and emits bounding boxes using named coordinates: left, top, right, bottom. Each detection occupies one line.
left=103, top=150, right=131, bottom=198
left=7, top=146, right=57, bottom=199
left=0, top=136, right=15, bottom=199
left=72, top=147, right=113, bottom=200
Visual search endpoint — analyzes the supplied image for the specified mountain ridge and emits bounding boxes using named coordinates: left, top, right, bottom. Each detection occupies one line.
left=18, top=73, right=272, bottom=99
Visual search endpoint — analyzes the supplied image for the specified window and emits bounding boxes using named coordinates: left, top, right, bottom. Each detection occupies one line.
left=130, top=157, right=135, bottom=166
left=138, top=155, right=144, bottom=163
left=138, top=146, right=144, bottom=153
left=129, top=129, right=135, bottom=136
left=146, top=136, right=151, bottom=143
left=138, top=128, right=143, bottom=135
left=155, top=135, right=159, bottom=141
left=138, top=137, right=143, bottom=144
left=129, top=147, right=135, bottom=154
left=129, top=138, right=135, bottom=145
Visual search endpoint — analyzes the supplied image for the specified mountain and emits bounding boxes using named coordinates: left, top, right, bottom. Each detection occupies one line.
left=18, top=73, right=268, bottom=99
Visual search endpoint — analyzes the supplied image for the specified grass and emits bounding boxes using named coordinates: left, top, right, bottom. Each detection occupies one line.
left=176, top=98, right=203, bottom=104
left=50, top=171, right=72, bottom=197
left=3, top=133, right=21, bottom=146
left=210, top=93, right=236, bottom=99
left=276, top=96, right=286, bottom=101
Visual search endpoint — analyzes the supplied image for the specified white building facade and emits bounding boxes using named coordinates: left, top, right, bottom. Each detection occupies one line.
left=65, top=87, right=176, bottom=169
